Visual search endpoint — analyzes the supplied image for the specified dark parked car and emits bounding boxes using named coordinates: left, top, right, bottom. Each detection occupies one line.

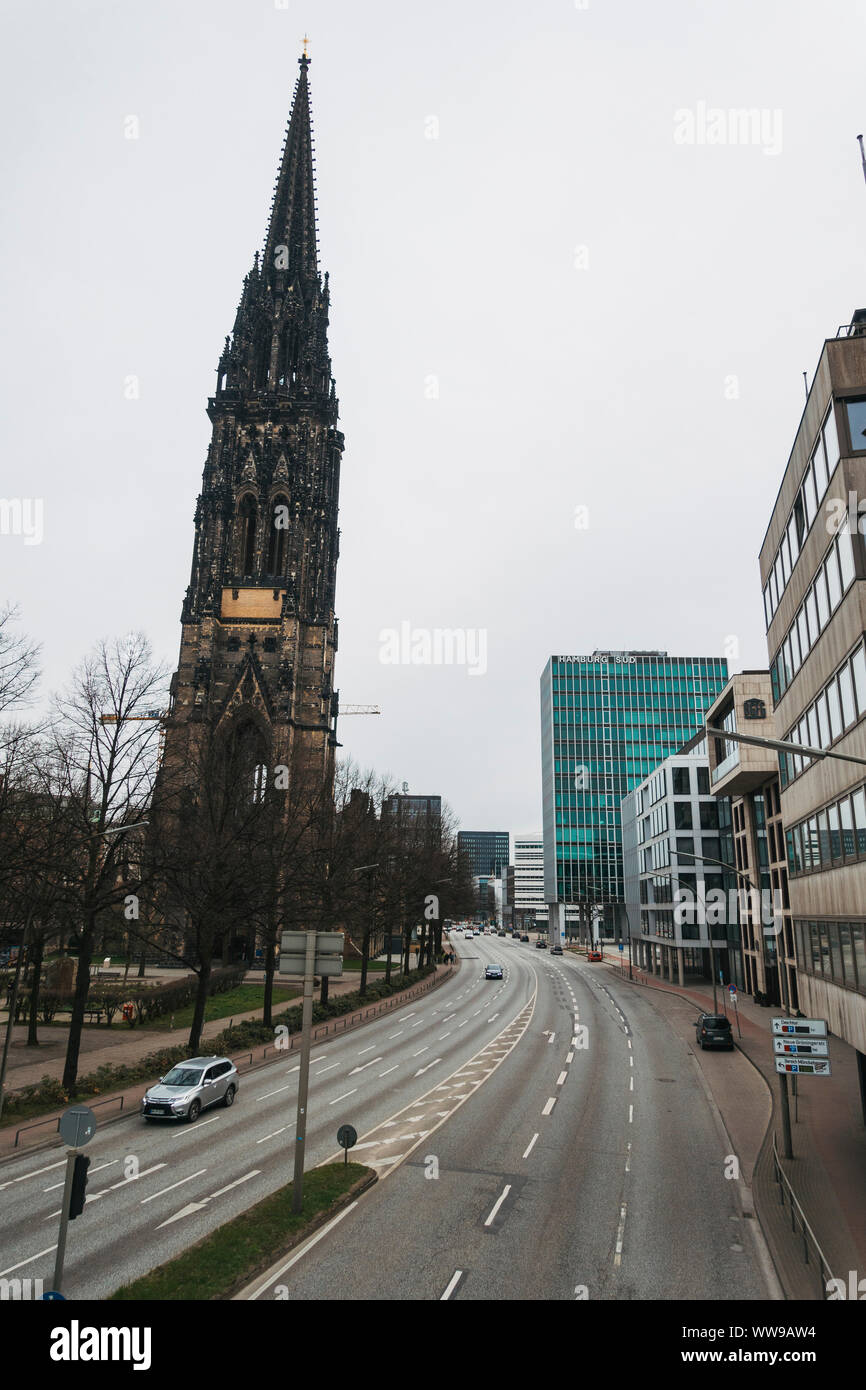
left=551, top=945, right=563, bottom=955
left=535, top=940, right=548, bottom=950
left=695, top=1013, right=734, bottom=1051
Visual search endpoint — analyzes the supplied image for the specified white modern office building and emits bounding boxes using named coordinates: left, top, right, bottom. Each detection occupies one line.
left=621, top=734, right=741, bottom=987
left=512, top=833, right=550, bottom=931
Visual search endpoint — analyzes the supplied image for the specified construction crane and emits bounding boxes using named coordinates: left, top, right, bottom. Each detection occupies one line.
left=339, top=705, right=381, bottom=716
left=99, top=710, right=168, bottom=763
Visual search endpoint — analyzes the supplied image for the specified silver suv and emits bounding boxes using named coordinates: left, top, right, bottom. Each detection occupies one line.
left=140, top=1055, right=239, bottom=1123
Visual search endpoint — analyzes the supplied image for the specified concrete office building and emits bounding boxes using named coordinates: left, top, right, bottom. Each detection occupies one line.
left=541, top=651, right=729, bottom=942
left=705, top=673, right=796, bottom=1010
left=621, top=734, right=738, bottom=987
left=759, top=308, right=866, bottom=1089
left=512, top=833, right=549, bottom=933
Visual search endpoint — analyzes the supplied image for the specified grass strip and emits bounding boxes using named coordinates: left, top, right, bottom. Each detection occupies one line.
left=109, top=1163, right=374, bottom=1301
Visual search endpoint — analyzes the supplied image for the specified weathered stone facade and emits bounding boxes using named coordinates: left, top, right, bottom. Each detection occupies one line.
left=163, top=54, right=343, bottom=791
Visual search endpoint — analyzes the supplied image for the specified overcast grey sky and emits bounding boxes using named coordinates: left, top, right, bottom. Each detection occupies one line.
left=2, top=0, right=864, bottom=833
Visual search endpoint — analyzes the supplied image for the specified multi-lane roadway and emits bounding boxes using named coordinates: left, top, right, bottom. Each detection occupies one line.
left=0, top=933, right=775, bottom=1300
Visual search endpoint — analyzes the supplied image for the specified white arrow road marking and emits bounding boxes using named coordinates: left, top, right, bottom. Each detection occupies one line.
left=141, top=1169, right=207, bottom=1203
left=414, top=1058, right=441, bottom=1077
left=349, top=1057, right=383, bottom=1075
left=156, top=1170, right=261, bottom=1228
left=487, top=1014, right=499, bottom=1023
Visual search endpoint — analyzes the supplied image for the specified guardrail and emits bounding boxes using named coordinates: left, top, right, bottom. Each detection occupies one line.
left=260, top=966, right=453, bottom=1059
left=771, top=1132, right=835, bottom=1298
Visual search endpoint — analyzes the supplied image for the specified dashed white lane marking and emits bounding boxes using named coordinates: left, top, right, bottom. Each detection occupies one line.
left=484, top=1183, right=512, bottom=1227
left=349, top=1057, right=383, bottom=1076
left=523, top=1132, right=539, bottom=1159
left=172, top=1116, right=219, bottom=1137
left=402, top=1013, right=416, bottom=1020
left=0, top=1159, right=66, bottom=1191
left=614, top=1203, right=628, bottom=1267
left=629, top=1055, right=634, bottom=1067
left=487, top=1014, right=499, bottom=1023
left=378, top=1065, right=398, bottom=1077
left=542, top=1097, right=556, bottom=1116
left=256, top=1124, right=292, bottom=1144
left=629, top=1077, right=634, bottom=1091
left=329, top=1089, right=358, bottom=1106
left=0, top=1245, right=58, bottom=1277
left=556, top=1071, right=567, bottom=1086
left=441, top=1269, right=463, bottom=1301
left=566, top=1050, right=574, bottom=1062
left=442, top=1014, right=456, bottom=1022
left=628, top=1104, right=634, bottom=1123
left=627, top=1039, right=632, bottom=1049
left=141, top=1169, right=207, bottom=1203
left=45, top=1159, right=117, bottom=1191
left=414, top=1058, right=441, bottom=1076
left=387, top=1030, right=405, bottom=1039
left=438, top=1032, right=452, bottom=1040
left=625, top=1142, right=632, bottom=1173
left=412, top=1047, right=429, bottom=1057
left=358, top=1044, right=376, bottom=1056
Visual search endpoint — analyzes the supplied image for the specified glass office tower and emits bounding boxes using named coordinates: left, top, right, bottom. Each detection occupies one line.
left=540, top=651, right=729, bottom=933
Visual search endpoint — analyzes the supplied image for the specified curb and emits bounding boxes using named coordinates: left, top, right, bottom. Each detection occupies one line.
left=224, top=1167, right=378, bottom=1301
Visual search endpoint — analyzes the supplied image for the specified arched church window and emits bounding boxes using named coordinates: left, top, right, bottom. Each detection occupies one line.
left=237, top=496, right=257, bottom=577
left=266, top=495, right=290, bottom=575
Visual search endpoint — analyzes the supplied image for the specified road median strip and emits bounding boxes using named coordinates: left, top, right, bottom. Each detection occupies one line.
left=108, top=1163, right=376, bottom=1301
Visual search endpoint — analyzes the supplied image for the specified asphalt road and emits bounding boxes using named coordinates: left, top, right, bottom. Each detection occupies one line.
left=242, top=935, right=774, bottom=1301
left=0, top=936, right=531, bottom=1298
left=0, top=933, right=774, bottom=1300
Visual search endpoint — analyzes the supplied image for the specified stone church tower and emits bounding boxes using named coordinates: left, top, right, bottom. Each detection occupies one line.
left=163, top=52, right=344, bottom=798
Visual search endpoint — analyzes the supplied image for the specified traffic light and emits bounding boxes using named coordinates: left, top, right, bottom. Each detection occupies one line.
left=69, top=1154, right=90, bottom=1219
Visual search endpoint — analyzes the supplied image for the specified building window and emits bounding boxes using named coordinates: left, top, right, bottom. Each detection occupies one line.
left=674, top=803, right=692, bottom=830
left=845, top=398, right=866, bottom=452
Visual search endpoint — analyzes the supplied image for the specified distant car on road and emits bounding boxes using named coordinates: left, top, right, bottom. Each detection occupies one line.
left=551, top=945, right=563, bottom=955
left=535, top=940, right=548, bottom=950
left=485, top=964, right=503, bottom=980
left=587, top=951, right=603, bottom=962
left=695, top=1013, right=734, bottom=1050
left=141, top=1055, right=238, bottom=1122
left=520, top=934, right=530, bottom=942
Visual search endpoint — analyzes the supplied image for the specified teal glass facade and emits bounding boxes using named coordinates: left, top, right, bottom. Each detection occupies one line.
left=540, top=652, right=729, bottom=917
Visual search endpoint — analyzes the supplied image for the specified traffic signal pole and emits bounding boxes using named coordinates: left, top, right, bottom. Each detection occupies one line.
left=52, top=1149, right=78, bottom=1294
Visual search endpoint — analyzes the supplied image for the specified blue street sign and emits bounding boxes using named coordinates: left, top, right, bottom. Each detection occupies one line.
left=618, top=942, right=624, bottom=952
left=42, top=1291, right=66, bottom=1300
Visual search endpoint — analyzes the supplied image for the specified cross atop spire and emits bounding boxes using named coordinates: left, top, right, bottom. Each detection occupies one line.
left=262, top=51, right=318, bottom=292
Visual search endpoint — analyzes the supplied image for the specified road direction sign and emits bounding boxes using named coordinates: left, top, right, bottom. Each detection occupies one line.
left=774, top=1038, right=829, bottom=1057
left=58, top=1106, right=97, bottom=1148
left=775, top=1057, right=831, bottom=1076
left=772, top=1017, right=827, bottom=1037
left=279, top=930, right=344, bottom=977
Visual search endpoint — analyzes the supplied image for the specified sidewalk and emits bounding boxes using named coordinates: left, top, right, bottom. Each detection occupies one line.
left=600, top=951, right=866, bottom=1300
left=0, top=962, right=456, bottom=1155
left=0, top=969, right=374, bottom=1093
